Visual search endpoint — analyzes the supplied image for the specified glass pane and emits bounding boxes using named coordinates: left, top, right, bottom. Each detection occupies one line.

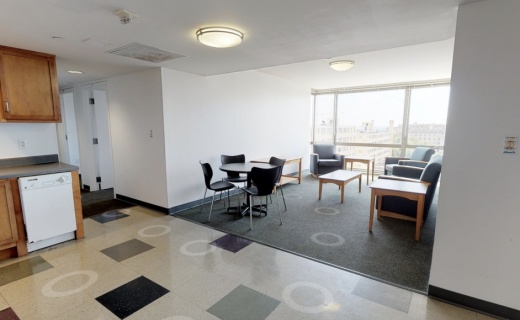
left=313, top=94, right=334, bottom=143
left=336, top=89, right=405, bottom=155
left=408, top=86, right=450, bottom=148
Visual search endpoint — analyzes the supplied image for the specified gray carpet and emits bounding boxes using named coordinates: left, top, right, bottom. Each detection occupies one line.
left=176, top=173, right=437, bottom=292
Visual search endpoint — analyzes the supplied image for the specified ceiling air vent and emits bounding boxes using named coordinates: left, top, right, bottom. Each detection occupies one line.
left=107, top=43, right=185, bottom=63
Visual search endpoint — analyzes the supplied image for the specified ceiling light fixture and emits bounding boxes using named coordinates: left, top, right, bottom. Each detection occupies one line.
left=329, top=60, right=355, bottom=71
left=196, top=27, right=243, bottom=48
left=67, top=70, right=83, bottom=74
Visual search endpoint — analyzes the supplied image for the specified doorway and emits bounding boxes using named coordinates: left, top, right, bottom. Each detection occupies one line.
left=82, top=83, right=114, bottom=191
left=57, top=90, right=81, bottom=167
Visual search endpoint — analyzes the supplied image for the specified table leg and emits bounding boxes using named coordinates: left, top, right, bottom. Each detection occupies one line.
left=350, top=162, right=353, bottom=170
left=371, top=160, right=375, bottom=181
left=318, top=180, right=323, bottom=200
left=298, top=160, right=302, bottom=184
left=358, top=175, right=361, bottom=192
left=366, top=161, right=369, bottom=185
left=340, top=183, right=345, bottom=203
left=376, top=194, right=382, bottom=220
left=369, top=189, right=375, bottom=232
left=415, top=195, right=425, bottom=241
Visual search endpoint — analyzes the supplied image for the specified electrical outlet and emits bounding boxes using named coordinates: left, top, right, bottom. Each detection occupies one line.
left=18, top=139, right=27, bottom=149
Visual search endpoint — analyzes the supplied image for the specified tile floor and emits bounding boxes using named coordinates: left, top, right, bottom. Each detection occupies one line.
left=0, top=206, right=497, bottom=320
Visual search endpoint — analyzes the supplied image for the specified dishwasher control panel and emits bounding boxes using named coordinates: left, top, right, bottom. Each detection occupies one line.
left=19, top=173, right=72, bottom=190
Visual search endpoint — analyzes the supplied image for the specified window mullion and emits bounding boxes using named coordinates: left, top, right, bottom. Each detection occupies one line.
left=401, top=87, right=412, bottom=157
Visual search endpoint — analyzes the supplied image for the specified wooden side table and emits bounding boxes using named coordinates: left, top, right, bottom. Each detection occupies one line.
left=369, top=179, right=429, bottom=241
left=344, top=156, right=375, bottom=185
left=251, top=157, right=302, bottom=185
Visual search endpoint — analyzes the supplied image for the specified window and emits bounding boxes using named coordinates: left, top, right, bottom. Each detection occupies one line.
left=407, top=86, right=450, bottom=155
left=311, top=81, right=449, bottom=172
left=312, top=94, right=334, bottom=143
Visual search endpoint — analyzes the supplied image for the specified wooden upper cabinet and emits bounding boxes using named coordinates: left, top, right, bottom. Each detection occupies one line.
left=0, top=179, right=18, bottom=249
left=0, top=45, right=61, bottom=122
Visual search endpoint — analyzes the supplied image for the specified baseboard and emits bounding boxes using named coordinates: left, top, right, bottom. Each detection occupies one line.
left=115, top=194, right=171, bottom=214
left=116, top=189, right=244, bottom=216
left=428, top=285, right=519, bottom=319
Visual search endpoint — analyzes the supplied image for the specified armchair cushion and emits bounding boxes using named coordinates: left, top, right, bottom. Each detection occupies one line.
left=397, top=160, right=428, bottom=168
left=318, top=159, right=342, bottom=167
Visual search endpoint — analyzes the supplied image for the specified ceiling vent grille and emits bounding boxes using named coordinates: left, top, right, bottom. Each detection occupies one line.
left=107, top=43, right=185, bottom=63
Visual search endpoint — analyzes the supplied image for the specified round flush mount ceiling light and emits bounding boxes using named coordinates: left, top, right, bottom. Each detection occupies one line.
left=329, top=60, right=355, bottom=71
left=196, top=27, right=243, bottom=48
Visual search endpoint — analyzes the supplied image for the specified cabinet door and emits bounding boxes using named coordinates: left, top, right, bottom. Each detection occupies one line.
left=0, top=180, right=18, bottom=248
left=0, top=48, right=61, bottom=122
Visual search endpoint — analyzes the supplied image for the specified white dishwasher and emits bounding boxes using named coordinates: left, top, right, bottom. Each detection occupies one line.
left=19, top=172, right=77, bottom=252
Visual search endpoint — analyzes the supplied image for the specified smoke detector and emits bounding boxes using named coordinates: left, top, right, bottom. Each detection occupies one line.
left=113, top=9, right=138, bottom=24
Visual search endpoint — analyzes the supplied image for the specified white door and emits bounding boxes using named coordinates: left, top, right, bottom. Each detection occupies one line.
left=57, top=91, right=81, bottom=167
left=92, top=87, right=115, bottom=189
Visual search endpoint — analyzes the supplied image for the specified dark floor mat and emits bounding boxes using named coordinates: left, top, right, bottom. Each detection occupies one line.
left=82, top=199, right=134, bottom=218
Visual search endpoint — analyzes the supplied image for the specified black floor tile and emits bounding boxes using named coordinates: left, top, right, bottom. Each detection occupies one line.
left=210, top=234, right=253, bottom=253
left=89, top=211, right=129, bottom=223
left=96, top=276, right=169, bottom=319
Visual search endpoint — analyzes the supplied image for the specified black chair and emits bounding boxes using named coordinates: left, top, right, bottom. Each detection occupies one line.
left=221, top=154, right=248, bottom=186
left=199, top=161, right=238, bottom=221
left=242, top=166, right=282, bottom=230
left=269, top=156, right=287, bottom=211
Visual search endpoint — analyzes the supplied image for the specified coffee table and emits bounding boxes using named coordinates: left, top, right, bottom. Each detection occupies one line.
left=318, top=170, right=362, bottom=203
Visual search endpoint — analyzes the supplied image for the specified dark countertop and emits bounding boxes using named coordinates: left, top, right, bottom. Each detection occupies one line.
left=0, top=162, right=79, bottom=179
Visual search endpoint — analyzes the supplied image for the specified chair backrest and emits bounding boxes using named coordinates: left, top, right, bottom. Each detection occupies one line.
left=410, top=147, right=435, bottom=162
left=221, top=154, right=245, bottom=178
left=250, top=166, right=279, bottom=196
left=269, top=157, right=286, bottom=184
left=313, top=144, right=335, bottom=159
left=419, top=155, right=442, bottom=216
left=199, top=161, right=213, bottom=189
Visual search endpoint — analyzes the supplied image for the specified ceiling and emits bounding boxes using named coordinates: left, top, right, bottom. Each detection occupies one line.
left=0, top=0, right=482, bottom=89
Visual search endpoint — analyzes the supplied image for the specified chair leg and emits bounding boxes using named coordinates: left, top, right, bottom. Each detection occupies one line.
left=199, top=188, right=208, bottom=213
left=275, top=191, right=282, bottom=225
left=279, top=185, right=287, bottom=211
left=249, top=195, right=253, bottom=230
left=265, top=196, right=268, bottom=216
left=208, top=192, right=216, bottom=221
left=227, top=190, right=231, bottom=207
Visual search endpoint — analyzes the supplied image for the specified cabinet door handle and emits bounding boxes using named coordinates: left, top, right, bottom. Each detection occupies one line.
left=4, top=101, right=9, bottom=112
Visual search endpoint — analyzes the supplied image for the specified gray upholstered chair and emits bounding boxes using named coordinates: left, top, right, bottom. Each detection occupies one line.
left=310, top=144, right=344, bottom=177
left=384, top=147, right=436, bottom=175
left=378, top=155, right=442, bottom=221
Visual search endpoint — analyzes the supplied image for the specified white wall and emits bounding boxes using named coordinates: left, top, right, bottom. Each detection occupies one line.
left=0, top=123, right=58, bottom=159
left=430, top=0, right=520, bottom=310
left=161, top=68, right=310, bottom=208
left=107, top=69, right=169, bottom=207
